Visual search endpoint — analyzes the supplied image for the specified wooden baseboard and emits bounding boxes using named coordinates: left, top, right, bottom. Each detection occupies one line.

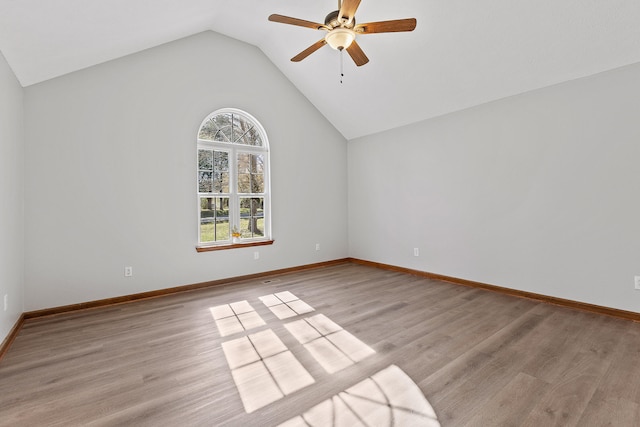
left=0, top=314, right=25, bottom=363
left=5, top=256, right=637, bottom=361
left=23, top=258, right=351, bottom=320
left=349, top=258, right=640, bottom=322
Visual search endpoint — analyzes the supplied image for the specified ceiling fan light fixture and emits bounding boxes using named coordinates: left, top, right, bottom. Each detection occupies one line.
left=325, top=27, right=355, bottom=50
left=269, top=1, right=416, bottom=66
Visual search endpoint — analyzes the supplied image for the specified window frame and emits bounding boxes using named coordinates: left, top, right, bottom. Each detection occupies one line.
left=196, top=108, right=272, bottom=251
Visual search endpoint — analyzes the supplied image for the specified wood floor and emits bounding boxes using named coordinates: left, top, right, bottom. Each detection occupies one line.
left=1, top=262, right=639, bottom=426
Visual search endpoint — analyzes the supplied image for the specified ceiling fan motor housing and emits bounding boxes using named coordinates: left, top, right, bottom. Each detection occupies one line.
left=325, top=10, right=355, bottom=29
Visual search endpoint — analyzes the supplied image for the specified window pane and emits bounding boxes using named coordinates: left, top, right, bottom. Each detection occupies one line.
left=239, top=197, right=264, bottom=238
left=230, top=114, right=260, bottom=146
left=233, top=125, right=251, bottom=145
left=237, top=153, right=250, bottom=173
left=200, top=197, right=214, bottom=217
left=247, top=127, right=263, bottom=146
left=198, top=171, right=213, bottom=192
left=234, top=124, right=263, bottom=146
left=213, top=151, right=229, bottom=193
left=214, top=172, right=230, bottom=193
left=200, top=221, right=214, bottom=243
left=214, top=114, right=234, bottom=142
left=214, top=151, right=229, bottom=171
left=252, top=174, right=264, bottom=193
left=237, top=153, right=250, bottom=193
left=215, top=219, right=230, bottom=241
left=231, top=114, right=243, bottom=143
left=251, top=154, right=264, bottom=173
left=200, top=197, right=215, bottom=242
left=200, top=197, right=230, bottom=242
left=198, top=149, right=213, bottom=170
left=251, top=154, right=264, bottom=193
left=237, top=153, right=264, bottom=193
left=238, top=173, right=250, bottom=193
left=252, top=197, right=264, bottom=217
left=198, top=120, right=216, bottom=141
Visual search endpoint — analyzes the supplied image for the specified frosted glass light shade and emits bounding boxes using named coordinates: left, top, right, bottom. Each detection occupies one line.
left=325, top=28, right=355, bottom=50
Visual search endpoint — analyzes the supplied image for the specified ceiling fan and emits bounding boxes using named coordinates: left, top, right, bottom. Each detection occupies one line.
left=268, top=0, right=417, bottom=66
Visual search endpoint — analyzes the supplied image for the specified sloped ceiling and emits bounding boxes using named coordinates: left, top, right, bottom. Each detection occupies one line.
left=1, top=0, right=640, bottom=139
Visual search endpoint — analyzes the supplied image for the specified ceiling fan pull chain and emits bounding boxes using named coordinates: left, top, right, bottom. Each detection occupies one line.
left=340, top=50, right=344, bottom=84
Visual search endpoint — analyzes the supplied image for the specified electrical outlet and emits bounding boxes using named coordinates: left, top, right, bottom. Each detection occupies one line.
left=254, top=251, right=260, bottom=260
left=414, top=248, right=419, bottom=257
left=124, top=266, right=133, bottom=277
left=316, top=243, right=320, bottom=251
left=635, top=276, right=640, bottom=290
left=3, top=294, right=7, bottom=311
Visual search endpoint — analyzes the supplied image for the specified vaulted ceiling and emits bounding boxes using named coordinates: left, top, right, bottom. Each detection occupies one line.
left=2, top=0, right=640, bottom=139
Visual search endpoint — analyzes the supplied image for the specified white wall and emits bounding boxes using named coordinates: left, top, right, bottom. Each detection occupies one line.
left=23, top=31, right=348, bottom=311
left=0, top=50, right=24, bottom=342
left=349, top=62, right=640, bottom=313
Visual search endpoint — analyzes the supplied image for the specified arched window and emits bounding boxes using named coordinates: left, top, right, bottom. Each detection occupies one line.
left=197, top=109, right=271, bottom=250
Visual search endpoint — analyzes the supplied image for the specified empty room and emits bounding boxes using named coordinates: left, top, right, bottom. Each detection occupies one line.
left=1, top=1, right=640, bottom=425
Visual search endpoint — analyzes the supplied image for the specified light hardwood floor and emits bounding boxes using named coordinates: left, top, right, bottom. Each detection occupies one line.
left=1, top=262, right=639, bottom=426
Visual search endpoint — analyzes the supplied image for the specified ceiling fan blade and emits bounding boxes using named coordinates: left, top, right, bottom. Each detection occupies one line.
left=268, top=14, right=325, bottom=30
left=346, top=40, right=369, bottom=66
left=291, top=39, right=328, bottom=62
left=338, top=0, right=362, bottom=21
left=355, top=18, right=417, bottom=34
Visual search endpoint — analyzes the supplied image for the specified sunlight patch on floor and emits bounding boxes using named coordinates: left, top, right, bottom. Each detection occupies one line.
left=285, top=314, right=376, bottom=374
left=278, top=365, right=441, bottom=427
left=222, top=329, right=315, bottom=413
left=260, top=291, right=315, bottom=319
left=211, top=292, right=437, bottom=423
left=210, top=300, right=266, bottom=337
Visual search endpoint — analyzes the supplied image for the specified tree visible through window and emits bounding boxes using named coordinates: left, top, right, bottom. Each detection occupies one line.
left=197, top=109, right=270, bottom=247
